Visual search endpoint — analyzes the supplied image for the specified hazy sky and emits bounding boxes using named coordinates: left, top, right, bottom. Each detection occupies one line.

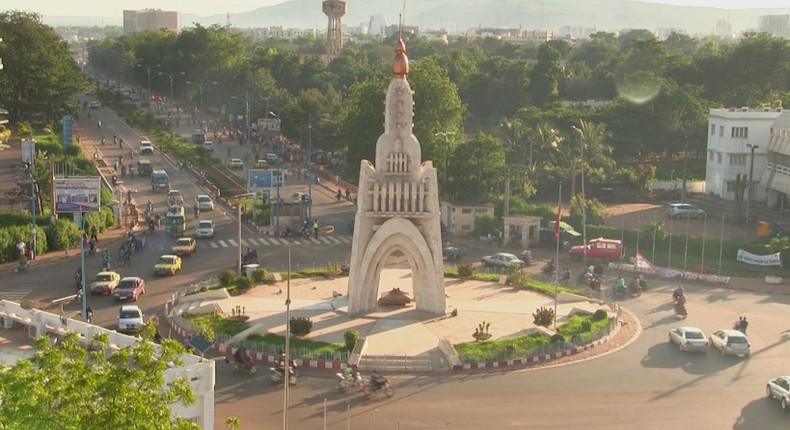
left=2, top=0, right=789, bottom=17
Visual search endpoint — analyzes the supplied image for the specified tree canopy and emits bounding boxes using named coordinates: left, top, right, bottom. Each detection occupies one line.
left=0, top=330, right=199, bottom=429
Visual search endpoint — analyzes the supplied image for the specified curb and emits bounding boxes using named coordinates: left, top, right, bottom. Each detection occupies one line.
left=452, top=325, right=615, bottom=371
left=166, top=315, right=345, bottom=370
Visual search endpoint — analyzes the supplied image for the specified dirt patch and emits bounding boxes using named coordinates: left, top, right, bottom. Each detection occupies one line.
left=603, top=203, right=753, bottom=241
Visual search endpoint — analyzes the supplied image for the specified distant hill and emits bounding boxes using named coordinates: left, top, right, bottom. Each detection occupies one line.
left=43, top=0, right=790, bottom=35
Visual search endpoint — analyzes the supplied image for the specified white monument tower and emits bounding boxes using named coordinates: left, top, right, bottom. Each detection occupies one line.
left=346, top=33, right=446, bottom=316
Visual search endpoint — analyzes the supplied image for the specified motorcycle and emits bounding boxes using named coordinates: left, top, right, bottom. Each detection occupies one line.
left=627, top=280, right=643, bottom=297
left=242, top=249, right=258, bottom=265
left=225, top=350, right=257, bottom=374
left=270, top=366, right=298, bottom=385
left=612, top=280, right=627, bottom=298
left=542, top=261, right=557, bottom=276
left=363, top=375, right=395, bottom=397
left=14, top=259, right=30, bottom=274
left=674, top=297, right=688, bottom=318
left=336, top=370, right=364, bottom=390
left=672, top=288, right=685, bottom=304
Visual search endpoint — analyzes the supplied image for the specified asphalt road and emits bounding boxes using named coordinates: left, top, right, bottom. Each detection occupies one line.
left=5, top=97, right=790, bottom=429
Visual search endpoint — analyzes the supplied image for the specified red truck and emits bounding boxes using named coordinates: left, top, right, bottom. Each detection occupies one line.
left=568, top=238, right=624, bottom=263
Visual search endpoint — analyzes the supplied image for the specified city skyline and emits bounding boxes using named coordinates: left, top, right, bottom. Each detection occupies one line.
left=3, top=0, right=790, bottom=19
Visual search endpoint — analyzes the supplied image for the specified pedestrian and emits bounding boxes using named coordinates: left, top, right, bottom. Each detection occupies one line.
left=312, top=219, right=319, bottom=239
left=345, top=189, right=350, bottom=201
left=90, top=227, right=98, bottom=243
left=101, top=136, right=106, bottom=145
left=113, top=135, right=117, bottom=145
left=336, top=188, right=342, bottom=201
left=739, top=316, right=749, bottom=334
left=113, top=160, right=119, bottom=171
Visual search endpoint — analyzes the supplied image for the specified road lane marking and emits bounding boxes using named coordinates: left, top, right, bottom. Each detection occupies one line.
left=210, top=242, right=219, bottom=248
left=248, top=238, right=260, bottom=246
left=228, top=239, right=238, bottom=247
left=218, top=240, right=228, bottom=247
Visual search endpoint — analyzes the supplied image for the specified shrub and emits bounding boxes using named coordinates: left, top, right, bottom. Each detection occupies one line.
left=251, top=268, right=267, bottom=283
left=290, top=317, right=313, bottom=337
left=324, top=261, right=342, bottom=277
left=44, top=218, right=81, bottom=251
left=581, top=320, right=592, bottom=332
left=532, top=306, right=555, bottom=327
left=343, top=329, right=359, bottom=351
left=457, top=260, right=475, bottom=277
left=550, top=333, right=565, bottom=343
left=235, top=277, right=252, bottom=290
left=506, top=265, right=527, bottom=286
left=218, top=269, right=236, bottom=286
left=593, top=309, right=608, bottom=321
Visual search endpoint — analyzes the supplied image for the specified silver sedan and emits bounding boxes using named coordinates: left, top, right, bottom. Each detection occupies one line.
left=668, top=327, right=709, bottom=352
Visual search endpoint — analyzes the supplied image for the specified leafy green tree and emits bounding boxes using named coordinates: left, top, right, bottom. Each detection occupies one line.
left=527, top=43, right=562, bottom=106
left=0, top=11, right=86, bottom=123
left=570, top=120, right=614, bottom=197
left=0, top=331, right=198, bottom=429
left=446, top=132, right=506, bottom=203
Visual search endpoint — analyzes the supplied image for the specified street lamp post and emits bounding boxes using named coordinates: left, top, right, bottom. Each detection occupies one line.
left=282, top=242, right=292, bottom=430
left=746, top=144, right=759, bottom=223
left=158, top=71, right=183, bottom=111
left=307, top=113, right=328, bottom=222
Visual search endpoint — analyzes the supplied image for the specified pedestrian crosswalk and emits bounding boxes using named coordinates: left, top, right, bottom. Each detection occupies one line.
left=0, top=283, right=35, bottom=302
left=203, top=234, right=352, bottom=249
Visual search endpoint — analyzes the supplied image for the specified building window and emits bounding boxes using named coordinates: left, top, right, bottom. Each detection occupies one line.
left=726, top=181, right=736, bottom=192
left=731, top=127, right=749, bottom=138
left=709, top=150, right=714, bottom=161
left=729, top=154, right=746, bottom=165
left=474, top=209, right=487, bottom=214
left=710, top=124, right=715, bottom=135
left=717, top=153, right=722, bottom=163
left=719, top=126, right=724, bottom=137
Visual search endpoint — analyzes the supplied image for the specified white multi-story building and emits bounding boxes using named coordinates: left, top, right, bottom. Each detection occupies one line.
left=760, top=112, right=790, bottom=211
left=704, top=107, right=786, bottom=203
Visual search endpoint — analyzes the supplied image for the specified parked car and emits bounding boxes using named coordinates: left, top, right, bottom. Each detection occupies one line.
left=195, top=220, right=215, bottom=239
left=668, top=327, right=709, bottom=352
left=666, top=203, right=706, bottom=219
left=139, top=140, right=154, bottom=155
left=766, top=376, right=790, bottom=411
left=195, top=194, right=214, bottom=211
left=89, top=101, right=101, bottom=109
left=266, top=153, right=279, bottom=164
left=708, top=329, right=751, bottom=357
left=90, top=271, right=121, bottom=295
left=443, top=245, right=466, bottom=261
left=202, top=141, right=214, bottom=151
left=114, top=277, right=146, bottom=302
left=568, top=238, right=623, bottom=263
left=227, top=158, right=243, bottom=169
left=291, top=192, right=311, bottom=204
left=481, top=253, right=525, bottom=268
left=117, top=305, right=144, bottom=334
left=254, top=159, right=269, bottom=169
left=172, top=237, right=197, bottom=257
left=154, top=254, right=182, bottom=276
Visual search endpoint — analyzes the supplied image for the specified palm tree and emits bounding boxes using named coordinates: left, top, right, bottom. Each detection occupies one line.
left=570, top=119, right=615, bottom=197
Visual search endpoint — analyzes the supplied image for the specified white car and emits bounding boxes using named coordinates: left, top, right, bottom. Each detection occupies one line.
left=668, top=327, right=709, bottom=352
left=195, top=195, right=214, bottom=211
left=481, top=253, right=525, bottom=268
left=140, top=140, right=154, bottom=155
left=117, top=305, right=144, bottom=334
left=766, top=376, right=790, bottom=411
left=202, top=141, right=214, bottom=151
left=195, top=220, right=215, bottom=238
left=708, top=329, right=751, bottom=357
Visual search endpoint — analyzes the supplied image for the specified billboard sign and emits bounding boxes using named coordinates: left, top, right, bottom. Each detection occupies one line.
left=54, top=177, right=101, bottom=213
left=257, top=118, right=281, bottom=132
left=248, top=169, right=284, bottom=189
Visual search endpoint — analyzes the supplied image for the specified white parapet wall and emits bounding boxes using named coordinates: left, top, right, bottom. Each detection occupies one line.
left=0, top=300, right=215, bottom=429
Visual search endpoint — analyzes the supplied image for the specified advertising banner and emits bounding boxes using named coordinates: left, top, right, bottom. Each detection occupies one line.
left=54, top=177, right=101, bottom=213
left=248, top=169, right=284, bottom=189
left=736, top=249, right=782, bottom=266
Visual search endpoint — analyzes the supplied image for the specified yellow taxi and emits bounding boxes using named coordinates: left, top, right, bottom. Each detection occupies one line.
left=154, top=254, right=182, bottom=276
left=254, top=159, right=269, bottom=169
left=172, top=237, right=197, bottom=256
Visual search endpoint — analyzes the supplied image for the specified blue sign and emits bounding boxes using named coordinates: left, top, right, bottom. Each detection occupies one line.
left=62, top=115, right=73, bottom=152
left=248, top=169, right=273, bottom=189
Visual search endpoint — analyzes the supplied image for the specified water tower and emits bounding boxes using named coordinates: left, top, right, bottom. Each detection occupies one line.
left=322, top=0, right=347, bottom=57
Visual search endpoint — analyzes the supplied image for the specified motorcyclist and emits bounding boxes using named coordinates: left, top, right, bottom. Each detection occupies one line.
left=369, top=370, right=386, bottom=390
left=543, top=258, right=556, bottom=275
left=147, top=200, right=153, bottom=213
left=193, top=205, right=200, bottom=219
left=86, top=306, right=94, bottom=323
left=102, top=249, right=111, bottom=270
left=276, top=353, right=296, bottom=377
left=614, top=275, right=625, bottom=291
left=560, top=267, right=571, bottom=282
left=673, top=285, right=685, bottom=302
left=234, top=346, right=252, bottom=369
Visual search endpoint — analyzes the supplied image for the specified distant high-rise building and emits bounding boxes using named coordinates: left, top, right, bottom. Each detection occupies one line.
left=323, top=0, right=347, bottom=57
left=714, top=19, right=733, bottom=38
left=368, top=14, right=389, bottom=37
left=758, top=15, right=790, bottom=38
left=123, top=9, right=180, bottom=34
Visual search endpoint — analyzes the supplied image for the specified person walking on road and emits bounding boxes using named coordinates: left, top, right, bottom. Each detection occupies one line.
left=312, top=219, right=319, bottom=239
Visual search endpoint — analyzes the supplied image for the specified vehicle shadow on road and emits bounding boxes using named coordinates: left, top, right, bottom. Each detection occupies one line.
left=733, top=397, right=788, bottom=430
left=640, top=342, right=739, bottom=375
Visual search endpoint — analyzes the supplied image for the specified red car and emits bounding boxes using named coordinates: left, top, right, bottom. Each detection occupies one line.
left=568, top=238, right=623, bottom=263
left=114, top=276, right=146, bottom=302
